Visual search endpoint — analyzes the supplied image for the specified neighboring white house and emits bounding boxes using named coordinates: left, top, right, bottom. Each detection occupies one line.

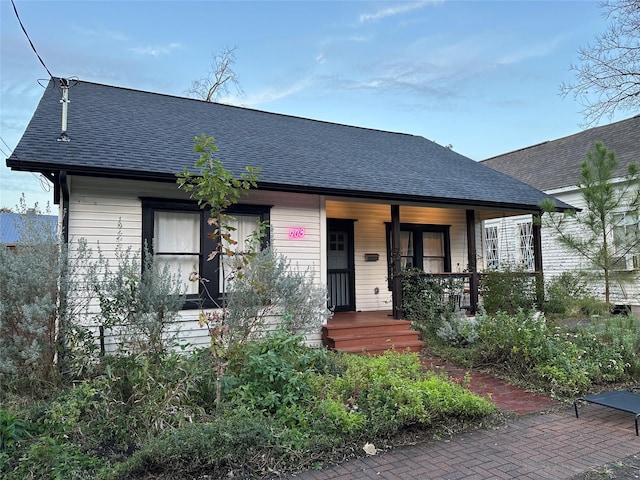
left=482, top=115, right=640, bottom=316
left=6, top=77, right=571, bottom=350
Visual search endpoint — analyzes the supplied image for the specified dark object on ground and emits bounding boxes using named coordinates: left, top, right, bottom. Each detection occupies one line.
left=574, top=387, right=640, bottom=435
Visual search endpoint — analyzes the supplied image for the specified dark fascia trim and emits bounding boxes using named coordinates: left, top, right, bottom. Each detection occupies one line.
left=8, top=162, right=568, bottom=214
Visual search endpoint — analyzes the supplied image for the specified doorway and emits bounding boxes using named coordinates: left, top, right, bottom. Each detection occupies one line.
left=327, top=219, right=355, bottom=312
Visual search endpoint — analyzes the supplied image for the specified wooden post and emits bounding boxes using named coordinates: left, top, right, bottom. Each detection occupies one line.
left=533, top=213, right=544, bottom=309
left=466, top=210, right=478, bottom=313
left=391, top=205, right=402, bottom=319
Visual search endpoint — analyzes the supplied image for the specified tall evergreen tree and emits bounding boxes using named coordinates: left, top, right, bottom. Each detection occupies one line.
left=542, top=141, right=640, bottom=308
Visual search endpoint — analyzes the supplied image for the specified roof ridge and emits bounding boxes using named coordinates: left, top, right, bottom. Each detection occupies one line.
left=52, top=76, right=422, bottom=140
left=481, top=114, right=640, bottom=162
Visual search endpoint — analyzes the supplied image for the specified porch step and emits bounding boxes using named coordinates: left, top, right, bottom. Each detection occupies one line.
left=322, top=316, right=425, bottom=355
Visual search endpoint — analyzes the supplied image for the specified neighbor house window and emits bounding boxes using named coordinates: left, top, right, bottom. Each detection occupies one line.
left=516, top=221, right=534, bottom=270
left=612, top=212, right=640, bottom=269
left=142, top=199, right=269, bottom=308
left=483, top=225, right=499, bottom=270
left=386, top=224, right=451, bottom=287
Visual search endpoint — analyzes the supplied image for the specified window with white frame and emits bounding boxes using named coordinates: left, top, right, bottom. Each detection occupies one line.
left=142, top=199, right=269, bottom=308
left=612, top=211, right=640, bottom=269
left=516, top=221, right=534, bottom=270
left=483, top=225, right=499, bottom=270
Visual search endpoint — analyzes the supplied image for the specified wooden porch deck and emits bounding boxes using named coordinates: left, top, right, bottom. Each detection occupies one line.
left=322, top=310, right=425, bottom=355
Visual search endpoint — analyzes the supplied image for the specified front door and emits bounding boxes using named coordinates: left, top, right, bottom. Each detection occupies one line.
left=327, top=219, right=355, bottom=312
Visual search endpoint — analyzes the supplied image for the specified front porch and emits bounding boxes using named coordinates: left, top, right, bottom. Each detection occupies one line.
left=322, top=310, right=425, bottom=355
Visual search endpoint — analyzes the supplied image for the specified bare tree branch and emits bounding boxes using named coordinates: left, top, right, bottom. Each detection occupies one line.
left=560, top=0, right=640, bottom=126
left=186, top=46, right=244, bottom=103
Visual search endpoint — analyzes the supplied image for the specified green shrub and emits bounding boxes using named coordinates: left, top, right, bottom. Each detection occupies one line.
left=400, top=269, right=464, bottom=337
left=224, top=246, right=332, bottom=346
left=472, top=309, right=640, bottom=397
left=226, top=328, right=327, bottom=421
left=7, top=436, right=106, bottom=480
left=480, top=264, right=537, bottom=314
left=91, top=239, right=186, bottom=356
left=437, top=311, right=480, bottom=346
left=313, top=351, right=495, bottom=437
left=38, top=350, right=217, bottom=451
left=0, top=409, right=32, bottom=452
left=0, top=201, right=60, bottom=384
left=102, top=411, right=280, bottom=480
left=544, top=271, right=607, bottom=317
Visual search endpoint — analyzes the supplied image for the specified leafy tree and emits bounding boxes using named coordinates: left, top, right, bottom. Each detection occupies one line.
left=542, top=141, right=640, bottom=308
left=185, top=46, right=243, bottom=103
left=177, top=133, right=261, bottom=407
left=561, top=0, right=640, bottom=125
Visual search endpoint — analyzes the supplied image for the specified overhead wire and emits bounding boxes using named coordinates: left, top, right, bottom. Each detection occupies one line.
left=10, top=0, right=53, bottom=79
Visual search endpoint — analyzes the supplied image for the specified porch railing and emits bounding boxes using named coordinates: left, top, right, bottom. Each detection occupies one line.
left=403, top=271, right=543, bottom=315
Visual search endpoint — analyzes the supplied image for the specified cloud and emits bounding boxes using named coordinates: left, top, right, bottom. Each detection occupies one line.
left=222, top=77, right=314, bottom=107
left=73, top=26, right=128, bottom=42
left=358, top=0, right=441, bottom=23
left=496, top=36, right=564, bottom=65
left=129, top=42, right=183, bottom=57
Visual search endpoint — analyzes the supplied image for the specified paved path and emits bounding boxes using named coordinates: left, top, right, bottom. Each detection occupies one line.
left=286, top=355, right=640, bottom=479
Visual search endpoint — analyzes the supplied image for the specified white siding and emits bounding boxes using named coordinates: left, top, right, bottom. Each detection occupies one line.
left=66, top=176, right=325, bottom=350
left=326, top=201, right=473, bottom=312
left=481, top=187, right=640, bottom=311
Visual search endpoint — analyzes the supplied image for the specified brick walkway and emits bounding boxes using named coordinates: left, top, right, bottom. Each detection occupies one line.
left=286, top=355, right=640, bottom=479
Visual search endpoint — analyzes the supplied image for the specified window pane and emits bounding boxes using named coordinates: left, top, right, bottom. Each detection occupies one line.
left=220, top=215, right=262, bottom=286
left=154, top=211, right=200, bottom=253
left=156, top=254, right=200, bottom=295
left=400, top=231, right=413, bottom=269
left=423, top=258, right=444, bottom=273
left=423, top=232, right=444, bottom=256
left=517, top=222, right=534, bottom=270
left=484, top=226, right=499, bottom=269
left=154, top=211, right=200, bottom=294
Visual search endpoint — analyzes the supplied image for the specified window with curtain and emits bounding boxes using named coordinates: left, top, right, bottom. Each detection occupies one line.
left=386, top=223, right=451, bottom=288
left=142, top=199, right=269, bottom=308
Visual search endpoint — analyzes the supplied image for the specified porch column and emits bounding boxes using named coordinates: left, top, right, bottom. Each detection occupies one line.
left=533, top=213, right=544, bottom=308
left=391, top=204, right=402, bottom=319
left=466, top=209, right=478, bottom=313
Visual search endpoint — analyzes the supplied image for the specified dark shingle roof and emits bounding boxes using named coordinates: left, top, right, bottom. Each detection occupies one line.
left=481, top=115, right=640, bottom=191
left=7, top=78, right=568, bottom=211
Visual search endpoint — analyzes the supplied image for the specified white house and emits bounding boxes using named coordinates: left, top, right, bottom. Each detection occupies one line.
left=6, top=77, right=572, bottom=352
left=482, top=115, right=640, bottom=316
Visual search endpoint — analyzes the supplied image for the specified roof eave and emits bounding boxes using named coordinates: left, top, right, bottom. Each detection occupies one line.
left=7, top=159, right=568, bottom=214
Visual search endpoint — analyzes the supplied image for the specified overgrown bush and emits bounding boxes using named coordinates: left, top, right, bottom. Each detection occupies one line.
left=6, top=435, right=106, bottom=480
left=544, top=271, right=608, bottom=317
left=90, top=239, right=186, bottom=356
left=312, top=350, right=495, bottom=438
left=472, top=309, right=639, bottom=397
left=39, top=349, right=217, bottom=451
left=480, top=263, right=537, bottom=314
left=0, top=200, right=61, bottom=386
left=225, top=328, right=327, bottom=419
left=437, top=311, right=480, bottom=347
left=102, top=410, right=282, bottom=480
left=223, top=246, right=331, bottom=346
left=400, top=269, right=464, bottom=337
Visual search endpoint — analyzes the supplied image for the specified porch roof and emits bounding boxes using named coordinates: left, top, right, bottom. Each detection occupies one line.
left=8, top=78, right=572, bottom=212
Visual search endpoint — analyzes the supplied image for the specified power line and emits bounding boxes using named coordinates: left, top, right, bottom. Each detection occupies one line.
left=0, top=136, right=13, bottom=152
left=11, top=0, right=53, bottom=78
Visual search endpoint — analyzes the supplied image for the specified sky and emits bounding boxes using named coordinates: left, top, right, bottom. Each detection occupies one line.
left=0, top=0, right=629, bottom=210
